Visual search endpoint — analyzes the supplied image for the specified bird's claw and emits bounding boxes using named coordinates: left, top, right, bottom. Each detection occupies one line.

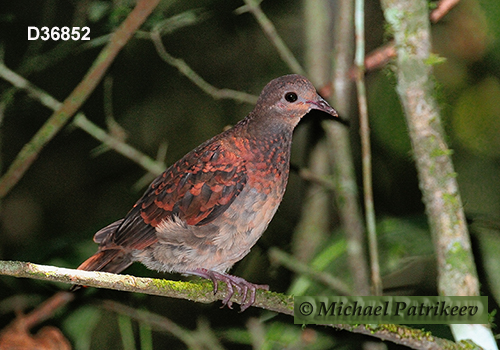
left=192, top=269, right=268, bottom=311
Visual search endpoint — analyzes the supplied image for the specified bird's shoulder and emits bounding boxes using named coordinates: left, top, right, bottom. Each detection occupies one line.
left=144, top=136, right=248, bottom=224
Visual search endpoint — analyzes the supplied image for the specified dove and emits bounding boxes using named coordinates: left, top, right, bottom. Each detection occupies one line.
left=75, top=74, right=339, bottom=310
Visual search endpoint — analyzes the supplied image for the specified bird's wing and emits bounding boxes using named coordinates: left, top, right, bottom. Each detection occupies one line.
left=108, top=140, right=248, bottom=250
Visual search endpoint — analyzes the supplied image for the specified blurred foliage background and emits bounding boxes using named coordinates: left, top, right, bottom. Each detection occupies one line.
left=0, top=0, right=500, bottom=349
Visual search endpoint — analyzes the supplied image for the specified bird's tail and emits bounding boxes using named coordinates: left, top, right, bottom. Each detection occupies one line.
left=71, top=218, right=133, bottom=291
left=70, top=249, right=133, bottom=291
left=76, top=248, right=133, bottom=273
left=77, top=218, right=132, bottom=274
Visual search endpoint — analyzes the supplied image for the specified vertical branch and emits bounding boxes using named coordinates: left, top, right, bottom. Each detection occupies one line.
left=355, top=0, right=381, bottom=295
left=381, top=0, right=495, bottom=347
left=0, top=0, right=161, bottom=198
left=380, top=0, right=478, bottom=299
left=292, top=0, right=331, bottom=265
left=327, top=0, right=370, bottom=295
left=303, top=0, right=331, bottom=86
left=291, top=143, right=330, bottom=263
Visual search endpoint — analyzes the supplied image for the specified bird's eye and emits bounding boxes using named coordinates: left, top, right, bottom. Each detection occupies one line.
left=284, top=92, right=298, bottom=103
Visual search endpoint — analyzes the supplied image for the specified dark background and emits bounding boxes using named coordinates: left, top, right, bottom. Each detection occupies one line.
left=1, top=0, right=499, bottom=348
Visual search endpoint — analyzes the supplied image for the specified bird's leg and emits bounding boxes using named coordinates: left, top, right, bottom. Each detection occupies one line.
left=190, top=268, right=269, bottom=311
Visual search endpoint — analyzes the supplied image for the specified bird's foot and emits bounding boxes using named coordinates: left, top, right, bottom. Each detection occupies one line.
left=191, top=269, right=269, bottom=311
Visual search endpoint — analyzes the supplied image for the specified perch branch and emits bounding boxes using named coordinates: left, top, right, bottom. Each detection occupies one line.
left=0, top=260, right=472, bottom=349
left=0, top=260, right=292, bottom=315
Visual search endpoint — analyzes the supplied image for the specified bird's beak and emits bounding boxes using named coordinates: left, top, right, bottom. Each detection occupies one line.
left=308, top=96, right=338, bottom=117
left=306, top=96, right=349, bottom=126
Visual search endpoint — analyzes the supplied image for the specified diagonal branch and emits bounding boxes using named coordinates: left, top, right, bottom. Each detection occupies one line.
left=150, top=27, right=258, bottom=104
left=237, top=0, right=306, bottom=75
left=0, top=0, right=161, bottom=198
left=0, top=63, right=165, bottom=176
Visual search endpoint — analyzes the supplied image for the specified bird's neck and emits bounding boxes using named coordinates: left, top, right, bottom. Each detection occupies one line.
left=229, top=114, right=294, bottom=166
left=240, top=110, right=295, bottom=140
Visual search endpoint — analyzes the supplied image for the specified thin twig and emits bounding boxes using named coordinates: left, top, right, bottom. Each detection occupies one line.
left=0, top=63, right=165, bottom=176
left=89, top=76, right=128, bottom=157
left=0, top=0, right=161, bottom=198
left=430, top=0, right=460, bottom=23
left=269, top=248, right=352, bottom=295
left=150, top=29, right=258, bottom=105
left=237, top=0, right=306, bottom=75
left=73, top=115, right=165, bottom=176
left=354, top=0, right=381, bottom=295
left=22, top=291, right=74, bottom=330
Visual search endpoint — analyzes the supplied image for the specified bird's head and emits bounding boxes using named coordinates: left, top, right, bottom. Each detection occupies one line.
left=252, top=74, right=341, bottom=129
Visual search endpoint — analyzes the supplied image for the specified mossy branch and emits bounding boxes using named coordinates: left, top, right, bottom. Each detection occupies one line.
left=0, top=260, right=292, bottom=315
left=0, top=260, right=477, bottom=349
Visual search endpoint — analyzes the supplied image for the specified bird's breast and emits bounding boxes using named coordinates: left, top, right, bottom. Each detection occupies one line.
left=208, top=136, right=292, bottom=258
left=208, top=180, right=284, bottom=266
left=233, top=133, right=292, bottom=193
